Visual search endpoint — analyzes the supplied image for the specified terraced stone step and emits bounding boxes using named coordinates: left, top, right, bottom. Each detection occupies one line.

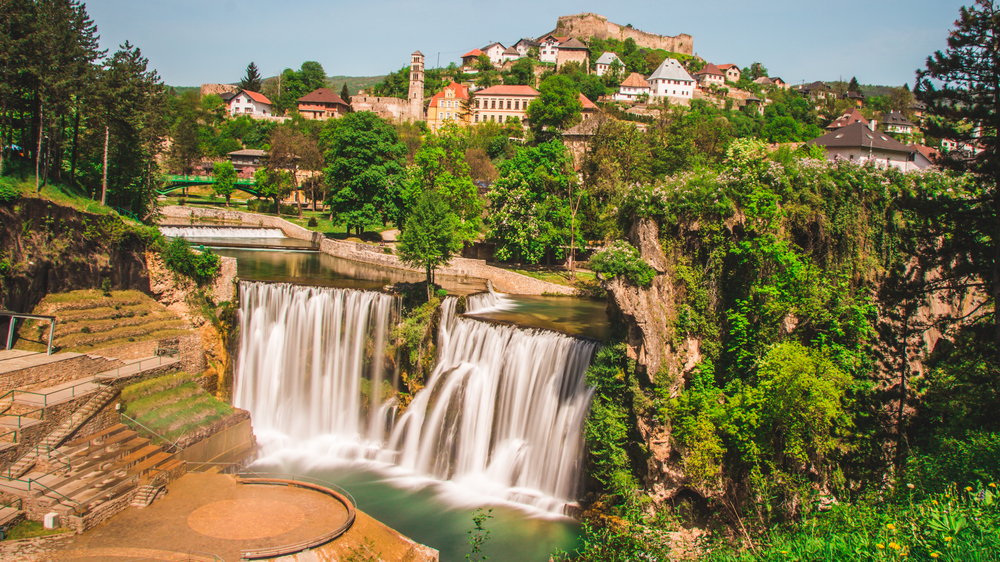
left=12, top=377, right=100, bottom=408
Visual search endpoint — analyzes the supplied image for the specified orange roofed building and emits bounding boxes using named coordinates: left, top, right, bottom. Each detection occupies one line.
left=473, top=84, right=539, bottom=124
left=427, top=82, right=470, bottom=131
left=297, top=88, right=350, bottom=120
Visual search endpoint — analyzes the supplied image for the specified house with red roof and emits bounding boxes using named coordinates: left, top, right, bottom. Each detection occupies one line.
left=538, top=35, right=569, bottom=64
left=717, top=63, right=741, bottom=83
left=461, top=48, right=483, bottom=69
left=228, top=90, right=272, bottom=117
left=427, top=82, right=470, bottom=131
left=694, top=63, right=725, bottom=87
left=826, top=108, right=870, bottom=131
left=297, top=88, right=350, bottom=120
left=473, top=84, right=539, bottom=124
left=615, top=72, right=651, bottom=102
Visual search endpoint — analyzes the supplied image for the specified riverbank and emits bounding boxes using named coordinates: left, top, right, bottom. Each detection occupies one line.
left=159, top=206, right=578, bottom=296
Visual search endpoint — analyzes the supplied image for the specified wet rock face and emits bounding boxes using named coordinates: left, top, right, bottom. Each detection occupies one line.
left=603, top=217, right=711, bottom=502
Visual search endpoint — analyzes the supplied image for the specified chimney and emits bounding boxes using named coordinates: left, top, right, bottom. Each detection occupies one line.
left=869, top=120, right=877, bottom=131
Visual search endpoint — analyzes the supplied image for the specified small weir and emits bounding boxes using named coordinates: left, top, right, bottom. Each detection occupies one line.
left=160, top=225, right=287, bottom=238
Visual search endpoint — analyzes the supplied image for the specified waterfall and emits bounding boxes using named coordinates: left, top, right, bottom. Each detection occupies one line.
left=235, top=280, right=596, bottom=512
left=234, top=282, right=396, bottom=441
left=160, top=226, right=286, bottom=238
left=465, top=282, right=517, bottom=314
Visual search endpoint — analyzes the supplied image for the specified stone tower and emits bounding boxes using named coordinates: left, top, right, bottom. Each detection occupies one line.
left=407, top=51, right=424, bottom=121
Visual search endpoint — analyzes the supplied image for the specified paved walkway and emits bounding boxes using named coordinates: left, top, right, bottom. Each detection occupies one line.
left=47, top=473, right=350, bottom=562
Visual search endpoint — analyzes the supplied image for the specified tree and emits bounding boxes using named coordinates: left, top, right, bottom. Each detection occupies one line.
left=340, top=83, right=352, bottom=106
left=915, top=0, right=1000, bottom=346
left=526, top=74, right=582, bottom=143
left=321, top=111, right=406, bottom=234
left=254, top=167, right=293, bottom=214
left=397, top=190, right=461, bottom=301
left=505, top=58, right=535, bottom=86
left=749, top=61, right=769, bottom=80
left=239, top=62, right=262, bottom=92
left=847, top=76, right=861, bottom=93
left=213, top=160, right=236, bottom=206
left=166, top=91, right=203, bottom=174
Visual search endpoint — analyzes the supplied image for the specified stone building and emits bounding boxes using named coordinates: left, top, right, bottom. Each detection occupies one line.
left=555, top=38, right=590, bottom=71
left=350, top=51, right=425, bottom=123
left=550, top=13, right=693, bottom=55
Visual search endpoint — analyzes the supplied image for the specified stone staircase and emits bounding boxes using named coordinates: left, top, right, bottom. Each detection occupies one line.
left=0, top=424, right=183, bottom=524
left=4, top=385, right=117, bottom=480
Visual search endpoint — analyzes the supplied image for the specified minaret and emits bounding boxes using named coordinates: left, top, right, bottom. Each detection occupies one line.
left=407, top=51, right=424, bottom=121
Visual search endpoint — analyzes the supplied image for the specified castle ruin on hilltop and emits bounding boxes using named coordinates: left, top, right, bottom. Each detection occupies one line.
left=551, top=13, right=693, bottom=55
left=350, top=51, right=424, bottom=122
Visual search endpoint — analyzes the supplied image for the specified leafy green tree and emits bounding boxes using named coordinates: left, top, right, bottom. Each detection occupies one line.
left=526, top=74, right=582, bottom=143
left=239, top=62, right=262, bottom=92
left=213, top=160, right=236, bottom=206
left=321, top=111, right=406, bottom=234
left=253, top=167, right=293, bottom=214
left=915, top=0, right=1000, bottom=346
left=409, top=123, right=482, bottom=237
left=749, top=61, right=768, bottom=79
left=504, top=57, right=535, bottom=86
left=166, top=91, right=203, bottom=174
left=397, top=190, right=461, bottom=301
left=486, top=141, right=573, bottom=263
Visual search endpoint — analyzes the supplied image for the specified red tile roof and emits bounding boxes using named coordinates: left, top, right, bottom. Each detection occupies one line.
left=297, top=88, right=348, bottom=105
left=578, top=93, right=598, bottom=109
left=620, top=72, right=650, bottom=88
left=827, top=108, right=869, bottom=130
left=428, top=82, right=470, bottom=108
left=237, top=90, right=272, bottom=105
left=695, top=63, right=724, bottom=77
left=462, top=48, right=483, bottom=58
left=718, top=63, right=739, bottom=71
left=475, top=85, right=539, bottom=96
left=911, top=144, right=939, bottom=162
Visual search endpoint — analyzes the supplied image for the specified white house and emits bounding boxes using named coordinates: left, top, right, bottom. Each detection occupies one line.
left=481, top=42, right=506, bottom=66
left=647, top=58, right=695, bottom=99
left=882, top=111, right=917, bottom=135
left=717, top=63, right=741, bottom=83
left=615, top=72, right=651, bottom=102
left=693, top=63, right=725, bottom=87
left=513, top=38, right=538, bottom=58
left=595, top=52, right=623, bottom=77
left=538, top=35, right=566, bottom=64
left=502, top=46, right=521, bottom=62
left=805, top=122, right=933, bottom=172
left=229, top=90, right=272, bottom=117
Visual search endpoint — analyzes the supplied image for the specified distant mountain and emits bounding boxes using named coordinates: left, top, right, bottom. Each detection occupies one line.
left=326, top=75, right=387, bottom=96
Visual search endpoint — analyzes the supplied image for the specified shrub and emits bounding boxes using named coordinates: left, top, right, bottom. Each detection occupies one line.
left=0, top=178, right=20, bottom=204
left=307, top=217, right=318, bottom=227
left=161, top=237, right=221, bottom=286
left=589, top=240, right=656, bottom=287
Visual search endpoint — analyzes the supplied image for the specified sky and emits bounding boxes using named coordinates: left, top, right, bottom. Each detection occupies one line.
left=84, top=0, right=968, bottom=88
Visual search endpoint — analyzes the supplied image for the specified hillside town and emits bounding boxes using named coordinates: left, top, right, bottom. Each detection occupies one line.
left=1, top=3, right=999, bottom=562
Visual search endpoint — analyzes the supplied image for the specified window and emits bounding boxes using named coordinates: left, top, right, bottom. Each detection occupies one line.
left=515, top=100, right=519, bottom=110
left=491, top=100, right=496, bottom=109
left=506, top=100, right=511, bottom=109
left=474, top=115, right=479, bottom=122
left=475, top=100, right=480, bottom=108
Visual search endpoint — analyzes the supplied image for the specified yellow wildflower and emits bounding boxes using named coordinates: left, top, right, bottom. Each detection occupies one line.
left=990, top=483, right=996, bottom=488
left=887, top=523, right=896, bottom=530
left=780, top=551, right=787, bottom=555
left=889, top=542, right=901, bottom=550
left=932, top=500, right=938, bottom=505
left=965, top=486, right=973, bottom=492
left=877, top=543, right=885, bottom=550
left=931, top=554, right=940, bottom=559
left=944, top=536, right=952, bottom=542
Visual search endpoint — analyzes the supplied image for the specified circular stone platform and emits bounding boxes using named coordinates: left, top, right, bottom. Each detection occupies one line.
left=45, top=473, right=351, bottom=562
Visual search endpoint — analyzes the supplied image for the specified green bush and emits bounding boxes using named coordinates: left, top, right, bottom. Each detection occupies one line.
left=589, top=240, right=656, bottom=287
left=0, top=178, right=20, bottom=204
left=307, top=217, right=318, bottom=227
left=161, top=237, right=221, bottom=286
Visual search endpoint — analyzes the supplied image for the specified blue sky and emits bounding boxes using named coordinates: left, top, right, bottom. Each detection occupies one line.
left=85, top=0, right=966, bottom=88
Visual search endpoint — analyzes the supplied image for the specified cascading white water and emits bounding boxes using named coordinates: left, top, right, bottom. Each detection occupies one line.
left=235, top=280, right=597, bottom=512
left=234, top=281, right=396, bottom=441
left=160, top=226, right=286, bottom=238
left=465, top=282, right=517, bottom=314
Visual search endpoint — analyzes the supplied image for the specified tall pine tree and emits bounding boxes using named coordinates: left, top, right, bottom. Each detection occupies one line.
left=239, top=62, right=262, bottom=92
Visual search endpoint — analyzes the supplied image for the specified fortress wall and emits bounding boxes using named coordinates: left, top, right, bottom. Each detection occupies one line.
left=555, top=13, right=693, bottom=55
left=351, top=96, right=418, bottom=122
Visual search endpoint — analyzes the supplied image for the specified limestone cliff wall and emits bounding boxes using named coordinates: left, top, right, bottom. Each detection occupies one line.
left=554, top=13, right=694, bottom=55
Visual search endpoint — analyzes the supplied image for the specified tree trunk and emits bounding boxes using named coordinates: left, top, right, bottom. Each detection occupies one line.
left=35, top=104, right=43, bottom=193
left=426, top=263, right=432, bottom=301
left=70, top=103, right=80, bottom=187
left=101, top=125, right=109, bottom=205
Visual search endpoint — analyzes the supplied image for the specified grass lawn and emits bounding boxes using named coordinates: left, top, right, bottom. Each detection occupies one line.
left=499, top=266, right=601, bottom=291
left=121, top=372, right=236, bottom=443
left=2, top=519, right=72, bottom=541
left=1, top=175, right=127, bottom=218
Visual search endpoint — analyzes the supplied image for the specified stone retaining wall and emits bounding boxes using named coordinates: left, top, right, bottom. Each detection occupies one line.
left=159, top=207, right=575, bottom=295
left=0, top=355, right=123, bottom=395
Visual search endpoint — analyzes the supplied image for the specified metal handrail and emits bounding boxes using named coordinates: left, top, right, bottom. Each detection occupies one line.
left=99, top=355, right=179, bottom=380
left=119, top=412, right=180, bottom=452
left=1, top=498, right=21, bottom=510
left=236, top=473, right=357, bottom=560
left=1, top=311, right=57, bottom=355
left=0, top=428, right=16, bottom=444
left=11, top=377, right=99, bottom=408
left=34, top=443, right=72, bottom=471
left=235, top=470, right=357, bottom=509
left=6, top=475, right=81, bottom=512
left=0, top=406, right=44, bottom=428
